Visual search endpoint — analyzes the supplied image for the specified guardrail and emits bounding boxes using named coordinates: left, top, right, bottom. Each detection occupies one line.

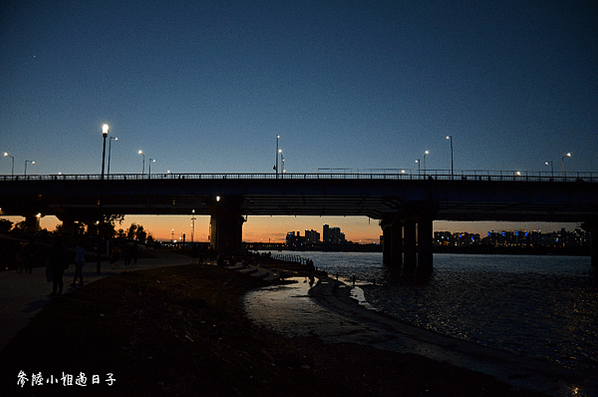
left=0, top=170, right=597, bottom=183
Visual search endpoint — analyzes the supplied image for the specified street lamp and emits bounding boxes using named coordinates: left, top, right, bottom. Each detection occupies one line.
left=4, top=152, right=14, bottom=177
left=415, top=159, right=420, bottom=175
left=101, top=126, right=109, bottom=178
left=281, top=154, right=285, bottom=175
left=274, top=135, right=280, bottom=179
left=98, top=123, right=109, bottom=274
left=138, top=150, right=145, bottom=175
left=107, top=136, right=118, bottom=175
left=561, top=152, right=571, bottom=177
left=24, top=160, right=35, bottom=176
left=446, top=136, right=454, bottom=177
left=191, top=209, right=196, bottom=243
left=149, top=158, right=156, bottom=177
left=423, top=150, right=429, bottom=175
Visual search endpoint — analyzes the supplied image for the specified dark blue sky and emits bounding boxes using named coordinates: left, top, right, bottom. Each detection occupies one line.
left=1, top=1, right=597, bottom=239
left=2, top=0, right=596, bottom=175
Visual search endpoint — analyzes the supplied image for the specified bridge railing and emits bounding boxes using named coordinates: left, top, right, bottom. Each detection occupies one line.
left=1, top=170, right=597, bottom=183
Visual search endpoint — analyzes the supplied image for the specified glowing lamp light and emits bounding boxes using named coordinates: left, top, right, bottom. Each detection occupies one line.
left=102, top=124, right=109, bottom=136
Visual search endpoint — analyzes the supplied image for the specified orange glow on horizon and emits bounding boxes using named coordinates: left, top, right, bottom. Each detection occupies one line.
left=2, top=215, right=580, bottom=244
left=30, top=215, right=382, bottom=243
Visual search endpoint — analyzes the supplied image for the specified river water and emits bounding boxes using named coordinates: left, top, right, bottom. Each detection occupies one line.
left=267, top=251, right=598, bottom=373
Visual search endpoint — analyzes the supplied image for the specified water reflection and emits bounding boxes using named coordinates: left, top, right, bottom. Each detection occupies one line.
left=268, top=252, right=598, bottom=373
left=243, top=278, right=326, bottom=336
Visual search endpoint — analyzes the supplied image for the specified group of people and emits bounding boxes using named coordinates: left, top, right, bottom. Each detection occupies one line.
left=109, top=241, right=139, bottom=269
left=47, top=239, right=142, bottom=296
left=46, top=238, right=86, bottom=297
left=14, top=240, right=35, bottom=274
left=9, top=236, right=148, bottom=298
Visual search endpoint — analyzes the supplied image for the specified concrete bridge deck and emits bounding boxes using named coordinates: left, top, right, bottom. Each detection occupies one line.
left=2, top=171, right=598, bottom=270
left=1, top=171, right=597, bottom=220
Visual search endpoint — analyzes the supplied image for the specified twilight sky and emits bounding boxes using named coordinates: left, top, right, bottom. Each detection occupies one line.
left=1, top=1, right=597, bottom=242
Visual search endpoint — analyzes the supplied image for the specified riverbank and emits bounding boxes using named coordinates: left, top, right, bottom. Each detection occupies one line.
left=0, top=262, right=548, bottom=396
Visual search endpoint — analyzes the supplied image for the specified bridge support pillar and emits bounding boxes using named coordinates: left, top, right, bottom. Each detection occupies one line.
left=592, top=235, right=598, bottom=270
left=382, top=225, right=392, bottom=264
left=391, top=223, right=403, bottom=266
left=582, top=220, right=598, bottom=269
left=208, top=196, right=245, bottom=256
left=24, top=214, right=41, bottom=234
left=381, top=219, right=402, bottom=267
left=403, top=219, right=417, bottom=273
left=418, top=216, right=434, bottom=275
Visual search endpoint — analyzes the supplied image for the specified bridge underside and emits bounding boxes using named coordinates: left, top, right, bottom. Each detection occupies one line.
left=1, top=177, right=597, bottom=266
left=5, top=195, right=591, bottom=223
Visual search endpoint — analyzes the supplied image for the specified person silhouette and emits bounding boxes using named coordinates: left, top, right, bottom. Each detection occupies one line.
left=48, top=237, right=70, bottom=297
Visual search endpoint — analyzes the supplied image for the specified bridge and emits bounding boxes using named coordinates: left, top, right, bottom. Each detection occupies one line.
left=1, top=170, right=598, bottom=272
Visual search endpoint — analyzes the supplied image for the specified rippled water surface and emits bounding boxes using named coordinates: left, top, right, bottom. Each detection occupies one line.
left=265, top=251, right=598, bottom=372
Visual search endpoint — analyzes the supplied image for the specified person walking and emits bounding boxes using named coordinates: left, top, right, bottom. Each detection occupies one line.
left=110, top=243, right=121, bottom=269
left=15, top=244, right=27, bottom=274
left=48, top=237, right=70, bottom=297
left=24, top=239, right=35, bottom=273
left=71, top=240, right=85, bottom=286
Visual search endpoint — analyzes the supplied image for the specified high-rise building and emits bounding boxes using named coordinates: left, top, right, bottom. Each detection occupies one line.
left=323, top=224, right=345, bottom=244
left=305, top=229, right=320, bottom=244
left=323, top=224, right=330, bottom=244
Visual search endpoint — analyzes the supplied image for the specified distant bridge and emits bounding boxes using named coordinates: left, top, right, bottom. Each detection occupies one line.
left=1, top=171, right=597, bottom=271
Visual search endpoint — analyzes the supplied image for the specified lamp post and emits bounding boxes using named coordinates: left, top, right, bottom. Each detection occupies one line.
left=98, top=123, right=109, bottom=274
left=274, top=135, right=280, bottom=178
left=149, top=158, right=155, bottom=177
left=138, top=150, right=145, bottom=176
left=4, top=152, right=14, bottom=177
left=281, top=154, right=285, bottom=175
left=24, top=160, right=35, bottom=176
left=446, top=136, right=453, bottom=177
left=423, top=150, right=429, bottom=175
left=107, top=136, right=118, bottom=175
left=191, top=209, right=196, bottom=244
left=545, top=161, right=554, bottom=179
left=561, top=152, right=571, bottom=178
left=415, top=159, right=420, bottom=176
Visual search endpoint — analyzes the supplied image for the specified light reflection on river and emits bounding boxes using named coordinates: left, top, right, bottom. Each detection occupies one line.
left=264, top=251, right=598, bottom=372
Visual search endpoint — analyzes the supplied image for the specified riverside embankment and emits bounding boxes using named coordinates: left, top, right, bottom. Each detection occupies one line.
left=0, top=253, right=550, bottom=396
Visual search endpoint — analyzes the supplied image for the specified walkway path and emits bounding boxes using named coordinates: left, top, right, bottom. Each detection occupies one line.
left=0, top=249, right=191, bottom=352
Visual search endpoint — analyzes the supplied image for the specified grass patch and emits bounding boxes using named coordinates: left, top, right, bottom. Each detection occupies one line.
left=0, top=264, right=545, bottom=396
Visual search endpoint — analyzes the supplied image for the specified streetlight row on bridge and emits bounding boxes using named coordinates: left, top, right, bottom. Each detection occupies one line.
left=1, top=129, right=574, bottom=177
left=407, top=136, right=571, bottom=177
left=2, top=124, right=161, bottom=177
left=3, top=152, right=35, bottom=176
left=273, top=135, right=286, bottom=178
